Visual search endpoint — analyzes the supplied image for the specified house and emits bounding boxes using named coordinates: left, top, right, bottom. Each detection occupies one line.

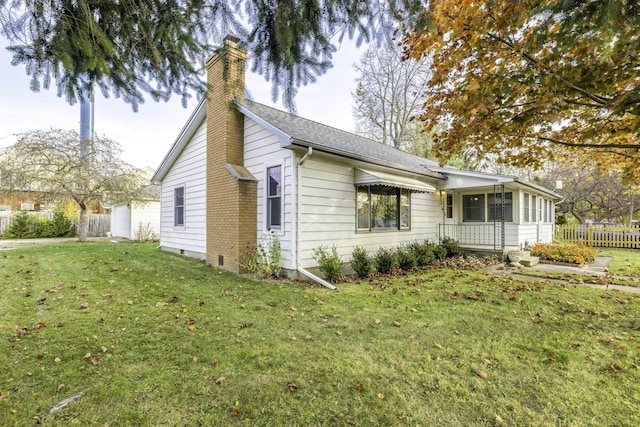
left=109, top=167, right=161, bottom=240
left=151, top=35, right=561, bottom=279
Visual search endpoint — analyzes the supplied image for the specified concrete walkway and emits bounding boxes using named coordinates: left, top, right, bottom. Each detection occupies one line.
left=489, top=256, right=640, bottom=293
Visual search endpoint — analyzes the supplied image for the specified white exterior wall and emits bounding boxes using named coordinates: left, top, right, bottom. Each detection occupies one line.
left=158, top=121, right=207, bottom=258
left=243, top=118, right=295, bottom=269
left=130, top=201, right=161, bottom=240
left=110, top=205, right=131, bottom=238
left=297, top=153, right=441, bottom=269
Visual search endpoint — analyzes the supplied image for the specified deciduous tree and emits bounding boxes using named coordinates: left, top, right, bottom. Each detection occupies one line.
left=0, top=129, right=150, bottom=241
left=402, top=0, right=640, bottom=182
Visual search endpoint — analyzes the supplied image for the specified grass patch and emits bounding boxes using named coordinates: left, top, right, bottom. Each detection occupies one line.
left=596, top=248, right=640, bottom=276
left=1, top=242, right=639, bottom=426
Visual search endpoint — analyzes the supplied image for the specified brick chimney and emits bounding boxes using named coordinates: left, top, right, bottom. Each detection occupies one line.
left=205, top=35, right=257, bottom=273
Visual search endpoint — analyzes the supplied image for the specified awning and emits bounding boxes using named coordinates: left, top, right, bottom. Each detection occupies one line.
left=354, top=168, right=436, bottom=192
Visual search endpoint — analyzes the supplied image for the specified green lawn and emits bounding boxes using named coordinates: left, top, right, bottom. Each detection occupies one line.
left=1, top=242, right=639, bottom=426
left=596, top=248, right=640, bottom=276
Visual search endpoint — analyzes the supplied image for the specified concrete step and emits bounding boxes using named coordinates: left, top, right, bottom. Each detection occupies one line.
left=520, top=256, right=539, bottom=267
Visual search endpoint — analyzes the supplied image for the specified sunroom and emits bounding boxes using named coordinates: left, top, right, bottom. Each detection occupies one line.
left=434, top=168, right=562, bottom=254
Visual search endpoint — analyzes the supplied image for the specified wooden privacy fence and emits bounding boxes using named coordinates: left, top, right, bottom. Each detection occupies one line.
left=0, top=212, right=111, bottom=237
left=555, top=224, right=640, bottom=249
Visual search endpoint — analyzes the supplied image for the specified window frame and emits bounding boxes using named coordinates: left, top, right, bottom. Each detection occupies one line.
left=446, top=193, right=454, bottom=219
left=462, top=194, right=486, bottom=222
left=356, top=185, right=411, bottom=232
left=523, top=193, right=530, bottom=223
left=266, top=164, right=283, bottom=231
left=174, top=186, right=185, bottom=227
left=487, top=192, right=513, bottom=222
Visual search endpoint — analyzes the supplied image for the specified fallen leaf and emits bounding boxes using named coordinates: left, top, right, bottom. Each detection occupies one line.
left=532, top=313, right=543, bottom=323
left=377, top=393, right=384, bottom=399
left=192, top=357, right=198, bottom=363
left=290, top=306, right=298, bottom=311
left=54, top=357, right=61, bottom=363
left=239, top=322, right=252, bottom=329
left=374, top=319, right=381, bottom=324
left=211, top=360, right=218, bottom=367
left=393, top=321, right=401, bottom=327
left=79, top=302, right=90, bottom=309
left=475, top=369, right=488, bottom=380
left=101, top=346, right=107, bottom=353
left=215, top=376, right=225, bottom=384
left=188, top=324, right=196, bottom=331
left=316, top=299, right=324, bottom=305
left=287, top=383, right=298, bottom=392
left=356, top=381, right=364, bottom=391
left=83, top=353, right=91, bottom=359
left=56, top=384, right=65, bottom=392
left=0, top=391, right=9, bottom=400
left=610, top=363, right=622, bottom=373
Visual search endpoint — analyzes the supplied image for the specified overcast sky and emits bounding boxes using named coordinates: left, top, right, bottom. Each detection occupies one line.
left=0, top=38, right=363, bottom=170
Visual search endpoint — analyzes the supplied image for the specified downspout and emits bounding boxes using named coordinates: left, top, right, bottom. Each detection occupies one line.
left=295, top=147, right=337, bottom=290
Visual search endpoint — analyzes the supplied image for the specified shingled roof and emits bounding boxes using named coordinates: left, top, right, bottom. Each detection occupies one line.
left=235, top=99, right=445, bottom=180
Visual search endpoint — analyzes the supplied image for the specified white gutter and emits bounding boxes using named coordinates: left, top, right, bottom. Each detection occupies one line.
left=294, top=147, right=337, bottom=291
left=297, top=267, right=337, bottom=291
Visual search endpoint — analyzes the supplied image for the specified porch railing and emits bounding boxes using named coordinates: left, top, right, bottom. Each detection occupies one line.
left=439, top=223, right=504, bottom=250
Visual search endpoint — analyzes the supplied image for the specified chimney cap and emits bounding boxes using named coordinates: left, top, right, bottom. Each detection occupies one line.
left=223, top=34, right=241, bottom=45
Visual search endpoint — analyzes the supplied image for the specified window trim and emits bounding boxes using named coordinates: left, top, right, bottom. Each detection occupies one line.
left=174, top=186, right=185, bottom=227
left=266, top=164, right=283, bottom=231
left=356, top=185, right=411, bottom=232
left=523, top=193, right=530, bottom=223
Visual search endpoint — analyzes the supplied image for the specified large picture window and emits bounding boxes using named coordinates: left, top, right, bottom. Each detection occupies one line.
left=266, top=165, right=282, bottom=229
left=174, top=186, right=185, bottom=227
left=463, top=192, right=513, bottom=222
left=357, top=186, right=410, bottom=231
left=462, top=194, right=485, bottom=222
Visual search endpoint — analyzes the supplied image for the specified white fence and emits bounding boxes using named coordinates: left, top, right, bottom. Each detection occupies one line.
left=0, top=212, right=111, bottom=237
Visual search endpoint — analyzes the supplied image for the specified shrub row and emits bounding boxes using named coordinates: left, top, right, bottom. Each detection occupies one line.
left=313, top=238, right=464, bottom=282
left=2, top=209, right=75, bottom=239
left=529, top=242, right=596, bottom=265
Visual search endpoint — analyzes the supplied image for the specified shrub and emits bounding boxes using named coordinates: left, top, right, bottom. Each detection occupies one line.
left=409, top=240, right=436, bottom=267
left=374, top=246, right=397, bottom=274
left=440, top=236, right=464, bottom=257
left=51, top=204, right=75, bottom=237
left=530, top=242, right=596, bottom=265
left=396, top=244, right=417, bottom=271
left=4, top=211, right=36, bottom=238
left=313, top=245, right=343, bottom=282
left=433, top=244, right=448, bottom=260
left=351, top=246, right=373, bottom=279
left=241, top=234, right=282, bottom=278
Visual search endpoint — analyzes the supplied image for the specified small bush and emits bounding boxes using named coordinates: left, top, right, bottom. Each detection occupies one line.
left=313, top=245, right=343, bottom=282
left=530, top=243, right=596, bottom=265
left=440, top=236, right=464, bottom=257
left=4, top=211, right=38, bottom=238
left=409, top=240, right=436, bottom=267
left=374, top=246, right=397, bottom=275
left=351, top=246, right=373, bottom=279
left=396, top=244, right=417, bottom=271
left=51, top=204, right=75, bottom=237
left=433, top=244, right=448, bottom=260
left=241, top=234, right=282, bottom=278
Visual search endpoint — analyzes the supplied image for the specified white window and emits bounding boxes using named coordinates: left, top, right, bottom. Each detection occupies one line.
left=523, top=193, right=530, bottom=223
left=531, top=196, right=537, bottom=222
left=463, top=192, right=513, bottom=222
left=266, top=165, right=282, bottom=230
left=174, top=186, right=185, bottom=227
left=446, top=193, right=453, bottom=219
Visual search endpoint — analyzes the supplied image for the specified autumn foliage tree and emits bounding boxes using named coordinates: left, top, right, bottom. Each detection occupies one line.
left=0, top=129, right=150, bottom=241
left=402, top=0, right=640, bottom=182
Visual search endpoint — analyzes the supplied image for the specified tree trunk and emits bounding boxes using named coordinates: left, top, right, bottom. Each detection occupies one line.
left=78, top=206, right=88, bottom=242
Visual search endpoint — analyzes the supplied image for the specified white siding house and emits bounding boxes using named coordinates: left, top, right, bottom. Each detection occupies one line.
left=151, top=36, right=562, bottom=279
